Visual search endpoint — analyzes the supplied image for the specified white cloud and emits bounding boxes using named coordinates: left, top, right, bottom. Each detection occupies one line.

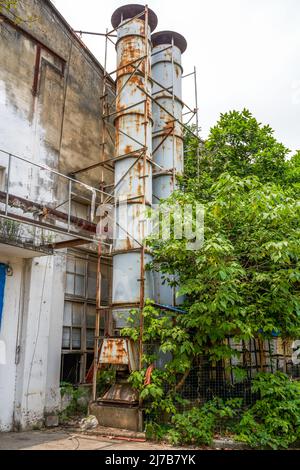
left=52, top=0, right=300, bottom=151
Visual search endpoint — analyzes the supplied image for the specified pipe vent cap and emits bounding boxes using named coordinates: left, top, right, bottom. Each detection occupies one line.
left=111, top=4, right=158, bottom=31
left=151, top=31, right=187, bottom=53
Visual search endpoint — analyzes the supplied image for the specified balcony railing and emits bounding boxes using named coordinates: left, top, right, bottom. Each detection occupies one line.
left=0, top=148, right=112, bottom=251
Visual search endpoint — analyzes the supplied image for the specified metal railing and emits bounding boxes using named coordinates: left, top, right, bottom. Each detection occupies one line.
left=0, top=148, right=112, bottom=247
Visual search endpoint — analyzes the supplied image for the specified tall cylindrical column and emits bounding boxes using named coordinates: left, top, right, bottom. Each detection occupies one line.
left=111, top=5, right=157, bottom=332
left=151, top=31, right=187, bottom=306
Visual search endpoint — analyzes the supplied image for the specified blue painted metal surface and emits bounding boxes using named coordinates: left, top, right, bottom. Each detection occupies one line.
left=258, top=328, right=281, bottom=337
left=0, top=264, right=7, bottom=329
left=153, top=302, right=186, bottom=314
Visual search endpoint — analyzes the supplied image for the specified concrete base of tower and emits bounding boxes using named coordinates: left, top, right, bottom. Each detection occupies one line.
left=89, top=402, right=144, bottom=432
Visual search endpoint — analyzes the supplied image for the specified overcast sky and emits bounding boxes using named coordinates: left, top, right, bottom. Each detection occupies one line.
left=52, top=0, right=300, bottom=152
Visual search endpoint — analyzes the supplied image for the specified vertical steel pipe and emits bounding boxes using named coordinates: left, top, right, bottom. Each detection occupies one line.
left=5, top=153, right=11, bottom=216
left=151, top=31, right=187, bottom=305
left=111, top=5, right=157, bottom=332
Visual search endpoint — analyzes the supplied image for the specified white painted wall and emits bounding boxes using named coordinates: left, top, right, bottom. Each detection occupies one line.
left=0, top=252, right=65, bottom=431
left=13, top=255, right=65, bottom=430
left=0, top=257, right=23, bottom=431
left=45, top=254, right=66, bottom=415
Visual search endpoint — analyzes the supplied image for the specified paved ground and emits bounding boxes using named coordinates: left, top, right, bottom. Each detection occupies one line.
left=0, top=429, right=193, bottom=451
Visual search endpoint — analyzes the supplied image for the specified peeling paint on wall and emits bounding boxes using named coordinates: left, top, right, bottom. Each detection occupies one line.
left=0, top=0, right=115, bottom=431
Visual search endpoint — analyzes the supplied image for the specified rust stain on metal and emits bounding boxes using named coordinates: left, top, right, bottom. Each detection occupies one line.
left=124, top=145, right=133, bottom=155
left=146, top=96, right=151, bottom=121
left=102, top=338, right=127, bottom=364
left=100, top=383, right=139, bottom=404
left=131, top=75, right=143, bottom=87
left=137, top=160, right=143, bottom=195
left=118, top=37, right=145, bottom=77
left=126, top=237, right=132, bottom=250
left=114, top=119, right=120, bottom=151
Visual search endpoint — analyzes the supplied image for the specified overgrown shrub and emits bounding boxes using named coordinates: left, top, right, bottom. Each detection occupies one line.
left=167, top=398, right=242, bottom=446
left=236, top=372, right=300, bottom=449
left=0, top=219, right=20, bottom=240
left=145, top=374, right=300, bottom=449
left=144, top=398, right=242, bottom=446
left=96, top=369, right=116, bottom=396
left=59, top=382, right=89, bottom=422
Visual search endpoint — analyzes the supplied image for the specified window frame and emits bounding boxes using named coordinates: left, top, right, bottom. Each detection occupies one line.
left=61, top=251, right=110, bottom=385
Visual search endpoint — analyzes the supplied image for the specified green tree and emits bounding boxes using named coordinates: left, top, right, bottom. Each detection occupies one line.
left=206, top=109, right=288, bottom=182
left=181, top=109, right=291, bottom=198
left=124, top=110, right=300, bottom=438
left=286, top=150, right=300, bottom=195
left=148, top=110, right=300, bottom=360
left=149, top=173, right=300, bottom=360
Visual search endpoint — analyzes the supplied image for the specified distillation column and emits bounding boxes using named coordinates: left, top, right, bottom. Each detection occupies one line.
left=151, top=31, right=187, bottom=306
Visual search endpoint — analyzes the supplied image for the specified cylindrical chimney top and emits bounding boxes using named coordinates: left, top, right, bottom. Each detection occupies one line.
left=111, top=4, right=158, bottom=31
left=151, top=30, right=187, bottom=53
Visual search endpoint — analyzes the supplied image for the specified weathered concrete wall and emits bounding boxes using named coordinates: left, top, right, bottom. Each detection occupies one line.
left=0, top=0, right=115, bottom=431
left=0, top=0, right=114, bottom=202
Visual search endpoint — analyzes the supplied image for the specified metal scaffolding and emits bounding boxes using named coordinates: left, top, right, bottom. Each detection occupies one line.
left=91, top=5, right=156, bottom=401
left=74, top=5, right=201, bottom=402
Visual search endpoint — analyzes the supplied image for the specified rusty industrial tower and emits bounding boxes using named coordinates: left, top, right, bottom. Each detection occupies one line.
left=84, top=4, right=200, bottom=431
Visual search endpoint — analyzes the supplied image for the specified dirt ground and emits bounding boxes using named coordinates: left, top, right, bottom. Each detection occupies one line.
left=0, top=429, right=194, bottom=451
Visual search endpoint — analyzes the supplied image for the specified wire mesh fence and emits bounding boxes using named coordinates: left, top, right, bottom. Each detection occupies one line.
left=146, top=337, right=300, bottom=414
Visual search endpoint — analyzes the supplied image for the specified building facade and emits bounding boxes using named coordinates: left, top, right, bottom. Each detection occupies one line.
left=0, top=0, right=114, bottom=431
